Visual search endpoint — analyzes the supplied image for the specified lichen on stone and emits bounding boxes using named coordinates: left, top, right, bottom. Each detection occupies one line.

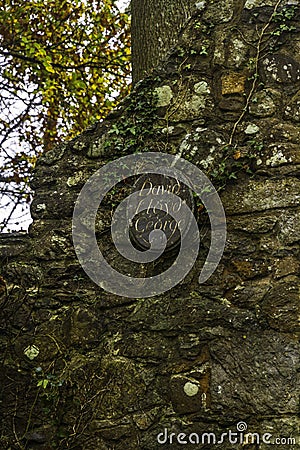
left=244, top=123, right=260, bottom=134
left=265, top=149, right=289, bottom=166
left=195, top=1, right=206, bottom=11
left=67, top=171, right=85, bottom=187
left=184, top=381, right=200, bottom=396
left=245, top=0, right=276, bottom=8
left=194, top=81, right=210, bottom=95
left=154, top=85, right=173, bottom=107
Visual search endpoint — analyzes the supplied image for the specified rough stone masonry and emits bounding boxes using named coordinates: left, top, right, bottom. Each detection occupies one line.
left=0, top=0, right=300, bottom=448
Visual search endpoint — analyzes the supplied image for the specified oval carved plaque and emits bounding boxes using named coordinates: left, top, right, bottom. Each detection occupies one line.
left=129, top=173, right=194, bottom=251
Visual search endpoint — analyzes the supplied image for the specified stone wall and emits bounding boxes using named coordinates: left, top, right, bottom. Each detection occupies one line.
left=1, top=0, right=300, bottom=449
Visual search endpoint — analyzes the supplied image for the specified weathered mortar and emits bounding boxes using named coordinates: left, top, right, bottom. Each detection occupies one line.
left=1, top=0, right=300, bottom=449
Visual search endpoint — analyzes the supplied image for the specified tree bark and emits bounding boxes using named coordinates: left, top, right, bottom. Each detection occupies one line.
left=131, top=0, right=195, bottom=83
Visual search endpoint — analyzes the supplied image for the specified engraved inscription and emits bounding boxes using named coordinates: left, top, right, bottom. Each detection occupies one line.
left=129, top=173, right=194, bottom=251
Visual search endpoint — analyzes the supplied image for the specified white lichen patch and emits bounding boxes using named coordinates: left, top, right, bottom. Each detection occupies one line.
left=154, top=85, right=173, bottom=107
left=245, top=124, right=260, bottom=135
left=179, top=134, right=192, bottom=156
left=263, top=58, right=281, bottom=82
left=51, top=235, right=68, bottom=249
left=285, top=94, right=300, bottom=121
left=249, top=89, right=279, bottom=117
left=67, top=171, right=84, bottom=187
left=199, top=154, right=215, bottom=169
left=72, top=140, right=86, bottom=152
left=266, top=149, right=289, bottom=167
left=213, top=31, right=226, bottom=65
left=189, top=146, right=198, bottom=158
left=161, top=126, right=175, bottom=134
left=195, top=1, right=206, bottom=10
left=245, top=0, right=275, bottom=8
left=184, top=381, right=199, bottom=397
left=177, top=83, right=211, bottom=118
left=170, top=82, right=212, bottom=121
left=214, top=49, right=224, bottom=64
left=230, top=38, right=246, bottom=66
left=194, top=81, right=210, bottom=95
left=189, top=94, right=208, bottom=111
left=283, top=64, right=293, bottom=79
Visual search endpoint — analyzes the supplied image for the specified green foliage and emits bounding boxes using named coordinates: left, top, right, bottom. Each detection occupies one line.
left=36, top=368, right=64, bottom=395
left=0, top=0, right=131, bottom=230
left=104, top=84, right=159, bottom=155
left=271, top=5, right=297, bottom=36
left=209, top=144, right=258, bottom=188
left=272, top=5, right=296, bottom=22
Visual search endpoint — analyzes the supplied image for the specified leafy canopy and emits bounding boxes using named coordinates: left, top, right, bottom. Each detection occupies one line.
left=0, top=0, right=131, bottom=230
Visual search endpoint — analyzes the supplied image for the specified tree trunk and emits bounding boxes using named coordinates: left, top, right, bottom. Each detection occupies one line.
left=131, top=0, right=195, bottom=83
